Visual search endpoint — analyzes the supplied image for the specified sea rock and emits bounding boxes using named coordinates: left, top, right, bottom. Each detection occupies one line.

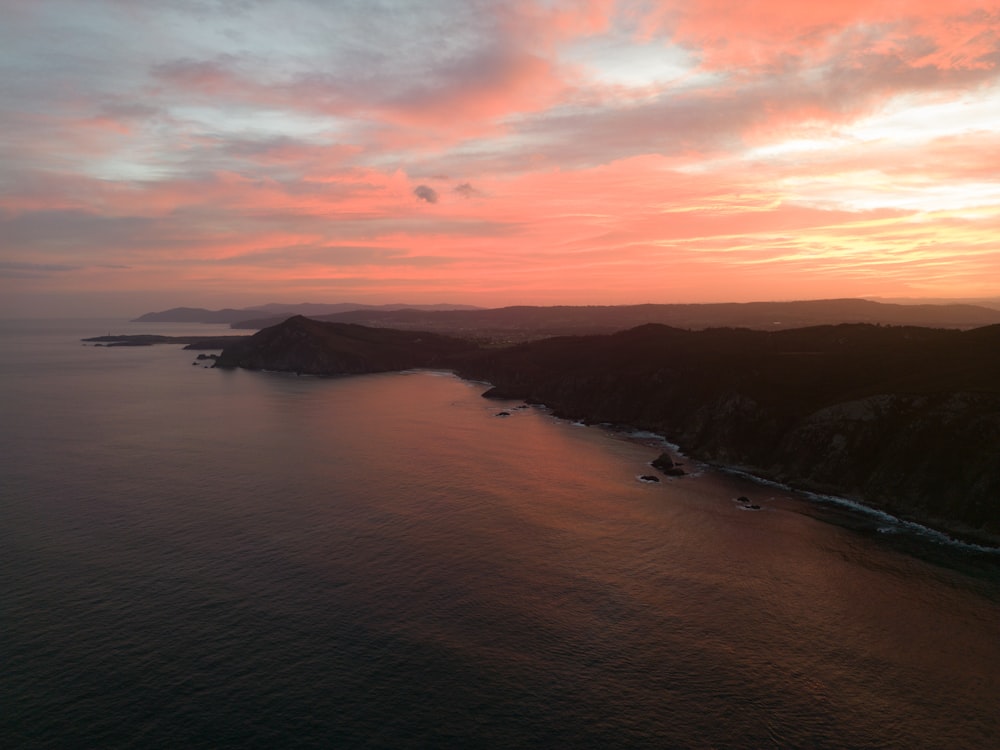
left=639, top=475, right=660, bottom=483
left=652, top=453, right=686, bottom=476
left=651, top=452, right=674, bottom=471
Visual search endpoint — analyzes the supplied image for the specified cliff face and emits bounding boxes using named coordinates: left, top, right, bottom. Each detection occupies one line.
left=214, top=315, right=476, bottom=374
left=451, top=324, right=1000, bottom=539
left=767, top=393, right=1000, bottom=529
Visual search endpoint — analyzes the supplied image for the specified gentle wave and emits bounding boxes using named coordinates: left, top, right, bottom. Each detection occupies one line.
left=716, top=465, right=1000, bottom=554
left=802, top=489, right=1000, bottom=555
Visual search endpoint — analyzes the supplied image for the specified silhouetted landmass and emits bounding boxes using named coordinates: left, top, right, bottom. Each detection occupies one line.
left=132, top=307, right=259, bottom=324
left=214, top=315, right=1000, bottom=543
left=452, top=323, right=1000, bottom=543
left=133, top=302, right=480, bottom=324
left=233, top=299, right=1000, bottom=339
left=213, top=315, right=477, bottom=374
left=871, top=296, right=1000, bottom=311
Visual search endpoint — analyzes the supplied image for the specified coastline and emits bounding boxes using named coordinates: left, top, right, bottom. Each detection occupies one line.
left=715, top=464, right=1000, bottom=553
left=81, top=315, right=1000, bottom=552
left=476, top=380, right=1000, bottom=553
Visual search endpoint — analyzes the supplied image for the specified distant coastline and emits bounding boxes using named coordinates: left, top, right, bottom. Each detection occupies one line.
left=82, top=334, right=249, bottom=348
left=133, top=298, right=1000, bottom=338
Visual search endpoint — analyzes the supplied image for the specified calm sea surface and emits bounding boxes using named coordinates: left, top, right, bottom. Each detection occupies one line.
left=2, top=318, right=999, bottom=749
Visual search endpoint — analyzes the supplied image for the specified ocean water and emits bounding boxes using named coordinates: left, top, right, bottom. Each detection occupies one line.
left=2, top=318, right=999, bottom=749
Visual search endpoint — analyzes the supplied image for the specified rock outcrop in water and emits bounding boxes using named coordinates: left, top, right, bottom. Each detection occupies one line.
left=216, top=316, right=1000, bottom=541
left=651, top=453, right=685, bottom=476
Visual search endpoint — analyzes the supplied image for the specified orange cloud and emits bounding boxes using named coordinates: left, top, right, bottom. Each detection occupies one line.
left=3, top=1, right=999, bottom=316
left=641, top=1, right=1000, bottom=72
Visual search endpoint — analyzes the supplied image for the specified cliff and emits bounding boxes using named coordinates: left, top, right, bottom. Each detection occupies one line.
left=450, top=323, right=1000, bottom=541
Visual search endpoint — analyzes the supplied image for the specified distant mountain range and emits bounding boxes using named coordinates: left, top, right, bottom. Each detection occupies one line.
left=132, top=302, right=482, bottom=324
left=220, top=298, right=1000, bottom=339
left=869, top=296, right=1000, bottom=310
left=135, top=298, right=1000, bottom=335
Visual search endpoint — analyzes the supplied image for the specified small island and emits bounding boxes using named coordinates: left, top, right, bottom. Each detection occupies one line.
left=83, top=334, right=250, bottom=349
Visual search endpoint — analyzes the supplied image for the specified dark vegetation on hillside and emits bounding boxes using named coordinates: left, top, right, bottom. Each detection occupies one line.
left=451, top=323, right=1000, bottom=539
left=213, top=315, right=1000, bottom=541
left=213, top=315, right=476, bottom=374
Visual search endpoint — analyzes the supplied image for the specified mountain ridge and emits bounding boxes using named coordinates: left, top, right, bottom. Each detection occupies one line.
left=132, top=302, right=481, bottom=324
left=230, top=298, right=1000, bottom=337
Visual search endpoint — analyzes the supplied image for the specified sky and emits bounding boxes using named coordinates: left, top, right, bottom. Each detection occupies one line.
left=2, top=0, right=1000, bottom=317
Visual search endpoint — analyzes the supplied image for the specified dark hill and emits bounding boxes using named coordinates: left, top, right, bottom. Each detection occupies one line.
left=214, top=315, right=477, bottom=374
left=233, top=298, right=1000, bottom=337
left=134, top=302, right=480, bottom=324
left=452, top=323, right=1000, bottom=540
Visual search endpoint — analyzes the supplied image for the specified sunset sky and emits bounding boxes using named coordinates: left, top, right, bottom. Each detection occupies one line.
left=2, top=0, right=1000, bottom=317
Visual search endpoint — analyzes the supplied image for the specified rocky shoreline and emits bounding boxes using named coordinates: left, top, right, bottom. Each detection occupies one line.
left=456, top=324, right=1000, bottom=545
left=503, top=393, right=1000, bottom=549
left=484, top=388, right=1000, bottom=549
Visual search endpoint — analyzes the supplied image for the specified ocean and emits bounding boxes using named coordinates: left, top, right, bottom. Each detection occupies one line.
left=2, top=318, right=999, bottom=749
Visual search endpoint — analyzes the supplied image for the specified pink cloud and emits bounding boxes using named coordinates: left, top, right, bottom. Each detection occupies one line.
left=636, top=1, right=1000, bottom=73
left=4, top=1, right=1000, bottom=313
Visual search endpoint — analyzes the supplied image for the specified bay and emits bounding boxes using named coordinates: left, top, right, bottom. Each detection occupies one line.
left=2, top=319, right=999, bottom=749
